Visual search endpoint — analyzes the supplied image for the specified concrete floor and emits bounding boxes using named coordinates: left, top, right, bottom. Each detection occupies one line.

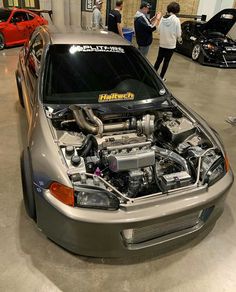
left=0, top=44, right=236, bottom=292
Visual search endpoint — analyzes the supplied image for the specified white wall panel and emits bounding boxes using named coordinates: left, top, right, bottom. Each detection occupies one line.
left=198, top=0, right=234, bottom=20
left=220, top=0, right=234, bottom=9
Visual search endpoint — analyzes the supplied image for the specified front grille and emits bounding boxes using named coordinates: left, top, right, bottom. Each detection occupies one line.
left=225, top=54, right=236, bottom=61
left=225, top=46, right=236, bottom=51
left=122, top=208, right=214, bottom=245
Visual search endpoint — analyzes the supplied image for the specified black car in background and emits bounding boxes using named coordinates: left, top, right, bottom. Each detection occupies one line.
left=176, top=9, right=236, bottom=67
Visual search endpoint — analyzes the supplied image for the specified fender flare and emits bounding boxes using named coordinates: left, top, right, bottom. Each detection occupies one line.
left=21, top=148, right=36, bottom=221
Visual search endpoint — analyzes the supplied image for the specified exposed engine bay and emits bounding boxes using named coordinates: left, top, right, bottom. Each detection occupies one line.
left=46, top=103, right=226, bottom=201
left=209, top=37, right=236, bottom=47
left=206, top=33, right=236, bottom=49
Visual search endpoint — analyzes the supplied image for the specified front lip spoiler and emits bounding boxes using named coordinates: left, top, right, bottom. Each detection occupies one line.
left=202, top=59, right=236, bottom=67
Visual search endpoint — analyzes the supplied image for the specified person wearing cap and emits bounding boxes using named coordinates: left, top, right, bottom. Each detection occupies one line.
left=108, top=0, right=124, bottom=37
left=92, top=0, right=104, bottom=29
left=134, top=2, right=161, bottom=57
left=154, top=2, right=182, bottom=81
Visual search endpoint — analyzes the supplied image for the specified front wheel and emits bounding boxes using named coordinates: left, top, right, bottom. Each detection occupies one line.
left=192, top=44, right=201, bottom=61
left=0, top=33, right=5, bottom=50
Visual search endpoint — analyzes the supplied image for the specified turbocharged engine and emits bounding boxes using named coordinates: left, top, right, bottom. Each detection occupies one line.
left=49, top=105, right=225, bottom=199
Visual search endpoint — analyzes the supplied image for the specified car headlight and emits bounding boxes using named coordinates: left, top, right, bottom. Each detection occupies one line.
left=75, top=187, right=120, bottom=210
left=203, top=43, right=218, bottom=51
left=203, top=156, right=229, bottom=186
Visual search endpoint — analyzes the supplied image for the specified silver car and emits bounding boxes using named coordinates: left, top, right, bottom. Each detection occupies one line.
left=16, top=26, right=234, bottom=257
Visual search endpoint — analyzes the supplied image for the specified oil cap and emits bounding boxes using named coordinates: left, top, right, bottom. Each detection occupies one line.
left=71, top=155, right=81, bottom=167
left=65, top=146, right=74, bottom=157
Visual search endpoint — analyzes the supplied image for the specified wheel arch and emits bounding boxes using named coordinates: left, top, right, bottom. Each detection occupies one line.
left=21, top=148, right=37, bottom=221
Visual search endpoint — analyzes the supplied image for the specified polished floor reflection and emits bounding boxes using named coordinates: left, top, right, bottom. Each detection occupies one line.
left=0, top=43, right=236, bottom=292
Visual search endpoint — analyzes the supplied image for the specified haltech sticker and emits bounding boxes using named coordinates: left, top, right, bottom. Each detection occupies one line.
left=98, top=92, right=135, bottom=103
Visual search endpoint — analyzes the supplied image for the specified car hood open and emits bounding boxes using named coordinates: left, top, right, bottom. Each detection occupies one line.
left=203, top=8, right=236, bottom=36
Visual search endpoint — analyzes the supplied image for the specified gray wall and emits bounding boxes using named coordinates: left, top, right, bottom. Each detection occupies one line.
left=50, top=0, right=81, bottom=27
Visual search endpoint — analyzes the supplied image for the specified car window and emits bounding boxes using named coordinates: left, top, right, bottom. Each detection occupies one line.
left=28, top=13, right=35, bottom=21
left=44, top=45, right=165, bottom=104
left=26, top=34, right=43, bottom=78
left=11, top=12, right=28, bottom=23
left=0, top=9, right=11, bottom=22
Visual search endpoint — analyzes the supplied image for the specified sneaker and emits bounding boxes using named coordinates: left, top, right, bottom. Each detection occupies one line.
left=226, top=116, right=236, bottom=125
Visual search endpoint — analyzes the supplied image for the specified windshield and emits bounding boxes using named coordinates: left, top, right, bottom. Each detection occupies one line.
left=44, top=44, right=165, bottom=104
left=0, top=9, right=11, bottom=22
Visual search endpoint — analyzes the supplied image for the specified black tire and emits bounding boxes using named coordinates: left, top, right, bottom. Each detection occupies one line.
left=15, top=72, right=25, bottom=108
left=21, top=149, right=36, bottom=221
left=192, top=44, right=202, bottom=61
left=0, top=33, right=5, bottom=50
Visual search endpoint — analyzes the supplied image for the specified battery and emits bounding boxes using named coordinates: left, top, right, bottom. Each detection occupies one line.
left=160, top=171, right=192, bottom=191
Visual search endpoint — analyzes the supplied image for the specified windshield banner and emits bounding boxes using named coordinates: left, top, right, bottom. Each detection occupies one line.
left=69, top=45, right=125, bottom=54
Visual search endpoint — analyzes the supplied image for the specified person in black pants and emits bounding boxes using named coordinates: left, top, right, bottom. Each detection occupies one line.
left=154, top=2, right=182, bottom=81
left=154, top=48, right=174, bottom=79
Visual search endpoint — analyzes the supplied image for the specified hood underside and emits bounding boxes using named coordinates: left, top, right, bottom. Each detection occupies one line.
left=203, top=8, right=236, bottom=36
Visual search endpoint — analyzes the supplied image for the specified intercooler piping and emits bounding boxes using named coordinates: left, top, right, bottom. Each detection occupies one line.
left=153, top=146, right=190, bottom=173
left=70, top=105, right=131, bottom=135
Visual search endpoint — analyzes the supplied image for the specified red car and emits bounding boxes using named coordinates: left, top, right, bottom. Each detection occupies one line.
left=0, top=7, right=48, bottom=50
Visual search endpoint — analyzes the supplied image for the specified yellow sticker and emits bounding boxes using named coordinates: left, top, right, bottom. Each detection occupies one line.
left=98, top=92, right=135, bottom=103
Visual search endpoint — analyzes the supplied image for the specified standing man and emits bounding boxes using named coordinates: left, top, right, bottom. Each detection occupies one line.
left=154, top=2, right=182, bottom=81
left=92, top=0, right=104, bottom=29
left=134, top=2, right=161, bottom=57
left=108, top=0, right=124, bottom=37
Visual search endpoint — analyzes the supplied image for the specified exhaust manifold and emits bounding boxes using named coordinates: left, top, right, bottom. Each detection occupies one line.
left=70, top=105, right=131, bottom=135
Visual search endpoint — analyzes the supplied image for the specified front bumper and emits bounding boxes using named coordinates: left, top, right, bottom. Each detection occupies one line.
left=34, top=171, right=233, bottom=257
left=201, top=50, right=236, bottom=68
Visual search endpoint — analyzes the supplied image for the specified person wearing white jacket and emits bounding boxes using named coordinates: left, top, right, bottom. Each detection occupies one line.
left=154, top=2, right=182, bottom=80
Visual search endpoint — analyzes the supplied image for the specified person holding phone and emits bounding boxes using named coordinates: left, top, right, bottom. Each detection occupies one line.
left=134, top=2, right=161, bottom=57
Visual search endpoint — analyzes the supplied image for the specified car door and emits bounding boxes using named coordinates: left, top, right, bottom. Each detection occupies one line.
left=24, top=33, right=43, bottom=123
left=4, top=11, right=28, bottom=45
